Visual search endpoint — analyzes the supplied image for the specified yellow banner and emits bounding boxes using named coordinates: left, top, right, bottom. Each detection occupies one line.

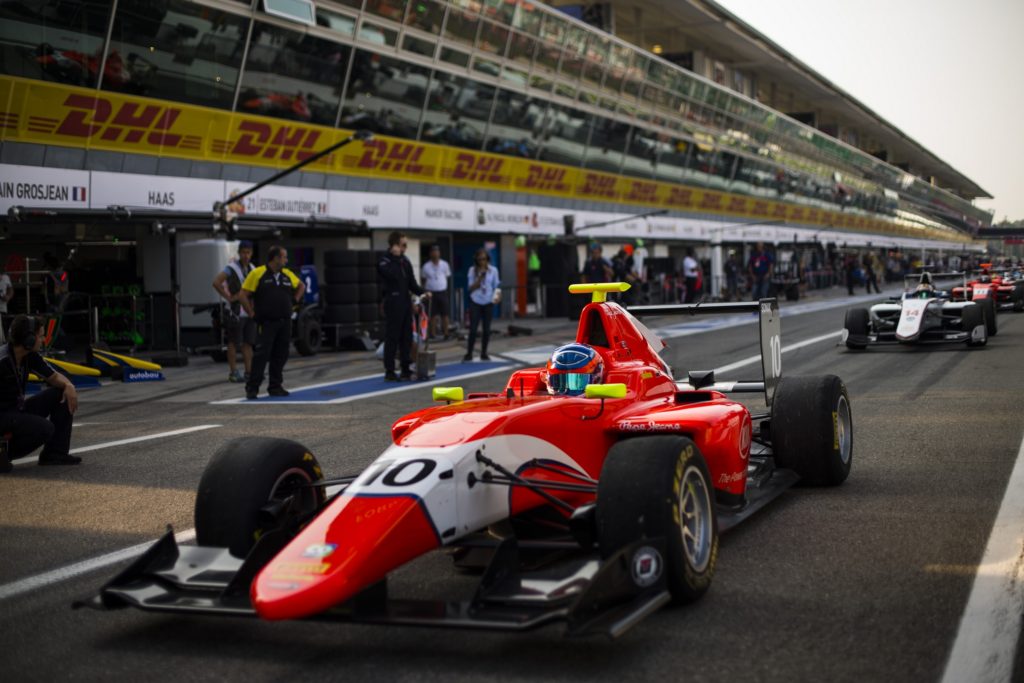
left=0, top=75, right=955, bottom=241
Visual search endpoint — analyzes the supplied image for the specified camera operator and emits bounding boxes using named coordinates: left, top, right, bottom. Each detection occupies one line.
left=0, top=315, right=78, bottom=473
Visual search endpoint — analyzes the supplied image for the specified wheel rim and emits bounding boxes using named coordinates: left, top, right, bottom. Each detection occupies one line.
left=836, top=394, right=852, bottom=465
left=679, top=465, right=713, bottom=573
left=269, top=467, right=319, bottom=516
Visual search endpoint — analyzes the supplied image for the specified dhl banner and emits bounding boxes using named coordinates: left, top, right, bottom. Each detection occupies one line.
left=0, top=75, right=965, bottom=244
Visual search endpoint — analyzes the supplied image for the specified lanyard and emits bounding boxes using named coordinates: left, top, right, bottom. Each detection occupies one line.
left=7, top=353, right=25, bottom=409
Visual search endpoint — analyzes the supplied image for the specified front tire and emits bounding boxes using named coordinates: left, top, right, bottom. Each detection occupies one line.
left=771, top=375, right=852, bottom=486
left=596, top=436, right=718, bottom=604
left=844, top=308, right=869, bottom=350
left=983, top=296, right=998, bottom=336
left=962, top=303, right=987, bottom=347
left=195, top=437, right=326, bottom=558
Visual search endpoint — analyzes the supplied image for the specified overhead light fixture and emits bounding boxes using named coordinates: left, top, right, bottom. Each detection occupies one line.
left=652, top=44, right=663, bottom=54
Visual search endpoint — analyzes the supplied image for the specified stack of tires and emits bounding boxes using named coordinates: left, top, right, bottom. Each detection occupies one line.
left=322, top=250, right=380, bottom=333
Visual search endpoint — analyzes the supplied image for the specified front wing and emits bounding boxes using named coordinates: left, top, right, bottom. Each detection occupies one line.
left=75, top=528, right=672, bottom=639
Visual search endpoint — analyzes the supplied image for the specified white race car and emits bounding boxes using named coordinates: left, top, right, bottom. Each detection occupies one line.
left=842, top=273, right=988, bottom=350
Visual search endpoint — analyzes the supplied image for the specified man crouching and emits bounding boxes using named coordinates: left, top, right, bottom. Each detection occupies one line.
left=0, top=315, right=78, bottom=472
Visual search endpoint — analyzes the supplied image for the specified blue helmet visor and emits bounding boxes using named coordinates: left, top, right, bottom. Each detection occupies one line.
left=548, top=372, right=592, bottom=395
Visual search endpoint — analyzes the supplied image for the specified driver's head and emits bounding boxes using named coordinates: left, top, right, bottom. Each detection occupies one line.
left=545, top=343, right=603, bottom=396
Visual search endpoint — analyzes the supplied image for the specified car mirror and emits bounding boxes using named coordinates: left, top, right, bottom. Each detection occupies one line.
left=584, top=383, right=627, bottom=399
left=433, top=386, right=464, bottom=403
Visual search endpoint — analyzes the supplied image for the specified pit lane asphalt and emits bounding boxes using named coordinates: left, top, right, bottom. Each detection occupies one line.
left=1, top=293, right=1022, bottom=682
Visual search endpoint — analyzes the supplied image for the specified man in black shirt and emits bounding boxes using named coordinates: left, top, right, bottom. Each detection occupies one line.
left=378, top=231, right=429, bottom=381
left=0, top=315, right=79, bottom=473
left=581, top=243, right=613, bottom=284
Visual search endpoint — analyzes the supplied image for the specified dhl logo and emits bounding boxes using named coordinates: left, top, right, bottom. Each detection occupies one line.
left=221, top=121, right=322, bottom=163
left=751, top=201, right=770, bottom=217
left=790, top=207, right=806, bottom=221
left=578, top=173, right=617, bottom=199
left=665, top=187, right=695, bottom=207
left=727, top=197, right=747, bottom=213
left=624, top=181, right=658, bottom=204
left=349, top=140, right=429, bottom=176
left=51, top=94, right=198, bottom=149
left=448, top=153, right=506, bottom=184
left=772, top=203, right=788, bottom=219
left=805, top=209, right=820, bottom=223
left=517, top=165, right=569, bottom=192
left=700, top=193, right=723, bottom=210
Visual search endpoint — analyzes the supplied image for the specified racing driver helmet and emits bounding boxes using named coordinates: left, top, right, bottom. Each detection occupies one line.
left=545, top=343, right=603, bottom=396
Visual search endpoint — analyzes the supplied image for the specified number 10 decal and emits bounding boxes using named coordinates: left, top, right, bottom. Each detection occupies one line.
left=769, top=334, right=782, bottom=378
left=359, top=458, right=437, bottom=488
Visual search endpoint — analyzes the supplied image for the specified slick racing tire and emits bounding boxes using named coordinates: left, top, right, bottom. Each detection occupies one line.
left=294, top=312, right=322, bottom=356
left=322, top=284, right=359, bottom=305
left=596, top=435, right=717, bottom=604
left=195, top=437, right=326, bottom=558
left=843, top=308, right=869, bottom=350
left=983, top=296, right=998, bottom=336
left=324, top=250, right=358, bottom=268
left=1013, top=285, right=1024, bottom=312
left=962, top=303, right=987, bottom=348
left=771, top=375, right=852, bottom=486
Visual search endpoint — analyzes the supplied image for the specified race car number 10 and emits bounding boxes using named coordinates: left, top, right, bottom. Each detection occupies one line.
left=359, top=458, right=437, bottom=488
left=768, top=334, right=782, bottom=377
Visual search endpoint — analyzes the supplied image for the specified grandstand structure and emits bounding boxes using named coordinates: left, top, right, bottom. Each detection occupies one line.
left=0, top=0, right=993, bottom=308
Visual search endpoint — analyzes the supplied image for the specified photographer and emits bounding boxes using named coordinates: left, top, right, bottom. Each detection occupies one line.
left=0, top=315, right=78, bottom=473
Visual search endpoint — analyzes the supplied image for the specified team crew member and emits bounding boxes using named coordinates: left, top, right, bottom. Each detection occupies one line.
left=464, top=248, right=500, bottom=362
left=239, top=246, right=305, bottom=400
left=581, top=243, right=612, bottom=283
left=0, top=315, right=78, bottom=472
left=212, top=240, right=256, bottom=383
left=0, top=263, right=13, bottom=344
left=379, top=231, right=428, bottom=381
left=421, top=244, right=452, bottom=340
left=682, top=247, right=700, bottom=303
left=748, top=242, right=774, bottom=301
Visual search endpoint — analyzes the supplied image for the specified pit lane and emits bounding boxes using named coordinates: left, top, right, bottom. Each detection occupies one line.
left=0, top=295, right=1022, bottom=682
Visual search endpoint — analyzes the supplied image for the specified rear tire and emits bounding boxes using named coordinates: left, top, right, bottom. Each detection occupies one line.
left=844, top=308, right=869, bottom=350
left=596, top=435, right=718, bottom=604
left=195, top=437, right=326, bottom=558
left=771, top=375, right=852, bottom=486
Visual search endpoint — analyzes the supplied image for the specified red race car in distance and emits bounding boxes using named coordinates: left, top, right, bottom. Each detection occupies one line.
left=81, top=284, right=853, bottom=638
left=951, top=264, right=1023, bottom=321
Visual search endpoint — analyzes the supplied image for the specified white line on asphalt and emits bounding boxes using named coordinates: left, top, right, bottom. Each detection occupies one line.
left=940, top=430, right=1024, bottom=683
left=713, top=330, right=843, bottom=376
left=209, top=366, right=513, bottom=405
left=11, top=424, right=223, bottom=465
left=0, top=529, right=197, bottom=602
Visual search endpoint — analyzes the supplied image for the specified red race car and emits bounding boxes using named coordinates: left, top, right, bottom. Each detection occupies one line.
left=960, top=264, right=1024, bottom=313
left=950, top=264, right=1022, bottom=332
left=80, top=284, right=853, bottom=637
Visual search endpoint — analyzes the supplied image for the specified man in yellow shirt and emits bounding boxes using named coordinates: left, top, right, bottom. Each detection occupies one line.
left=239, top=246, right=305, bottom=400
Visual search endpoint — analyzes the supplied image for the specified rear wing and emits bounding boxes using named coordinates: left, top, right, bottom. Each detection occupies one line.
left=627, top=299, right=781, bottom=406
